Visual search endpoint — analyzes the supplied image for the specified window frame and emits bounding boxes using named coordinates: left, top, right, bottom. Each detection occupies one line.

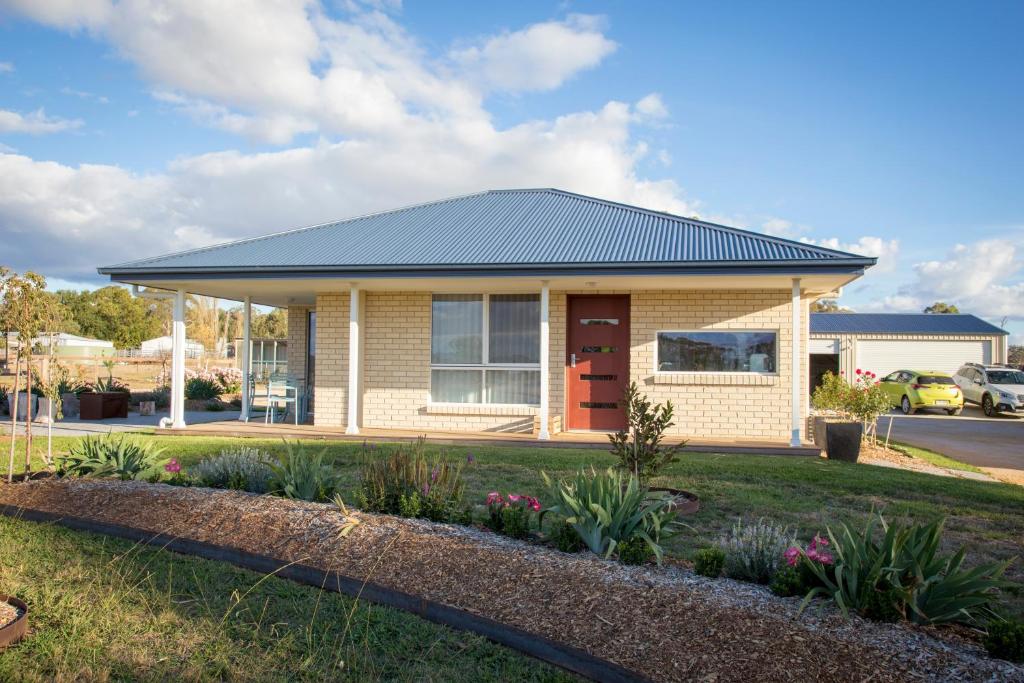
left=429, top=292, right=542, bottom=406
left=653, top=328, right=781, bottom=375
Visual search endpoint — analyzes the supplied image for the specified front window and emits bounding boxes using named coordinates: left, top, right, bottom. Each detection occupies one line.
left=430, top=294, right=540, bottom=404
left=657, top=331, right=778, bottom=373
left=987, top=370, right=1024, bottom=385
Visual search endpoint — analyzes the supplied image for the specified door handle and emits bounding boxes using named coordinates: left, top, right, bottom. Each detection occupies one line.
left=570, top=353, right=576, bottom=368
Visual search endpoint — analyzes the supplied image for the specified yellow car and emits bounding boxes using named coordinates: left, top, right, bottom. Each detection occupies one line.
left=879, top=369, right=964, bottom=415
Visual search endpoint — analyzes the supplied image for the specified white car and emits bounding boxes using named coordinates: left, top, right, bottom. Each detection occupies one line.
left=953, top=363, right=1024, bottom=416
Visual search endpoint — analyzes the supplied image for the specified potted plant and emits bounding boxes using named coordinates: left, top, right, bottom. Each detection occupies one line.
left=0, top=594, right=28, bottom=648
left=79, top=375, right=130, bottom=420
left=811, top=369, right=889, bottom=462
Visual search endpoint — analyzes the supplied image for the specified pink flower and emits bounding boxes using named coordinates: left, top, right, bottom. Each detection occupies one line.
left=164, top=459, right=180, bottom=474
left=486, top=491, right=503, bottom=506
left=855, top=368, right=862, bottom=375
left=784, top=546, right=801, bottom=567
left=527, top=497, right=541, bottom=512
left=507, top=494, right=522, bottom=504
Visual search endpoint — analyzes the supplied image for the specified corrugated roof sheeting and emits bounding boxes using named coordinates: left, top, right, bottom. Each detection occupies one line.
left=102, top=188, right=873, bottom=273
left=810, top=313, right=1008, bottom=336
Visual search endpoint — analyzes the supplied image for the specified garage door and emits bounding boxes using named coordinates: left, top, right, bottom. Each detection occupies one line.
left=855, top=340, right=991, bottom=376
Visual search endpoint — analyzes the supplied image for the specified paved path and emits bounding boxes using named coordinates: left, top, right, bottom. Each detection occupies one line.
left=2, top=410, right=243, bottom=437
left=884, top=405, right=1023, bottom=476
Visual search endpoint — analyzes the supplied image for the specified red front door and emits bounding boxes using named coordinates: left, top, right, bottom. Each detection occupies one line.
left=566, top=295, right=630, bottom=430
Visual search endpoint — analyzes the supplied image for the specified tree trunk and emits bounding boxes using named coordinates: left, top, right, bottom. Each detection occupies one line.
left=6, top=350, right=20, bottom=483
left=24, top=352, right=33, bottom=474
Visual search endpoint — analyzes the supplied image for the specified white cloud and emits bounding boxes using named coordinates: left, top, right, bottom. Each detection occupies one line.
left=451, top=14, right=616, bottom=93
left=0, top=107, right=83, bottom=134
left=1, top=0, right=113, bottom=29
left=60, top=86, right=110, bottom=104
left=634, top=93, right=668, bottom=120
left=801, top=235, right=901, bottom=273
left=0, top=142, right=16, bottom=153
left=0, top=62, right=13, bottom=73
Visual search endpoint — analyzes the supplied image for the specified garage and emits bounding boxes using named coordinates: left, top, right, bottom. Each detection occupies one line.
left=810, top=313, right=1008, bottom=389
left=855, top=339, right=991, bottom=376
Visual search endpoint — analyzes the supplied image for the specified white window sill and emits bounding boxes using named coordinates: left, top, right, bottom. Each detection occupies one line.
left=425, top=403, right=539, bottom=416
left=650, top=372, right=779, bottom=386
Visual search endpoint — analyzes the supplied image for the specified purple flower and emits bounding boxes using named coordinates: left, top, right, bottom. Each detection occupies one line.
left=431, top=466, right=439, bottom=482
left=422, top=482, right=430, bottom=496
left=466, top=453, right=475, bottom=464
left=784, top=546, right=801, bottom=567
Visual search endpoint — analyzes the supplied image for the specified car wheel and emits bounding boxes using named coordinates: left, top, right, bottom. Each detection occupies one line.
left=982, top=394, right=997, bottom=417
left=901, top=396, right=915, bottom=415
left=947, top=408, right=962, bottom=416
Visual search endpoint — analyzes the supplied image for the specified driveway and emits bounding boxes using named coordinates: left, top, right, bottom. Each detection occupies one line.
left=884, top=405, right=1023, bottom=481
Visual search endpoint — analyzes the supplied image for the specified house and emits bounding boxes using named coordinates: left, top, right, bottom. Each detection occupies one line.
left=810, top=313, right=1010, bottom=386
left=29, top=332, right=115, bottom=358
left=98, top=189, right=876, bottom=445
left=140, top=335, right=205, bottom=358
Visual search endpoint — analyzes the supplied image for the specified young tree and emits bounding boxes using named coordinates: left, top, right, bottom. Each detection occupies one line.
left=924, top=301, right=960, bottom=314
left=1, top=269, right=65, bottom=481
left=811, top=299, right=854, bottom=313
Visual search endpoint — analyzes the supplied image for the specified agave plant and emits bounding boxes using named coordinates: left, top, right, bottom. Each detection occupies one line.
left=540, top=467, right=682, bottom=565
left=58, top=433, right=166, bottom=480
left=801, top=512, right=1016, bottom=625
left=268, top=440, right=342, bottom=502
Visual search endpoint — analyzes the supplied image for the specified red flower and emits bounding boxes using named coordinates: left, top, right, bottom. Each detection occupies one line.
left=855, top=368, right=862, bottom=375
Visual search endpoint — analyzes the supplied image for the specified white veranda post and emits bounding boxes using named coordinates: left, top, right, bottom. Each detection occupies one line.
left=240, top=296, right=252, bottom=422
left=538, top=282, right=550, bottom=440
left=171, top=288, right=187, bottom=429
left=346, top=284, right=360, bottom=435
left=790, top=278, right=802, bottom=447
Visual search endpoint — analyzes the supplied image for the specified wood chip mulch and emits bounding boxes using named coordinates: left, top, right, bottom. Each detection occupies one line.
left=1, top=480, right=1021, bottom=683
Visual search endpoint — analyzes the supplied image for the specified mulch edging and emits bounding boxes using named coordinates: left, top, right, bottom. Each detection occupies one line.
left=0, top=503, right=646, bottom=683
left=0, top=479, right=1021, bottom=683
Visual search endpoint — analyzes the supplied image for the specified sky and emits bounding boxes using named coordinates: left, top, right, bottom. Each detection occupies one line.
left=0, top=1, right=1022, bottom=341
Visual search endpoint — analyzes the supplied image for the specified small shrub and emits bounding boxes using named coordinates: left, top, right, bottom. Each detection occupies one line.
left=130, top=389, right=170, bottom=409
left=617, top=536, right=649, bottom=565
left=800, top=513, right=1016, bottom=625
left=485, top=492, right=540, bottom=539
left=984, top=619, right=1024, bottom=663
left=185, top=376, right=222, bottom=400
left=58, top=434, right=165, bottom=480
left=90, top=376, right=130, bottom=393
left=770, top=565, right=805, bottom=597
left=721, top=518, right=794, bottom=584
left=550, top=521, right=584, bottom=553
left=206, top=400, right=226, bottom=411
left=608, top=382, right=686, bottom=483
left=355, top=438, right=465, bottom=523
left=191, top=447, right=274, bottom=493
left=268, top=441, right=342, bottom=502
left=693, top=547, right=726, bottom=578
left=541, top=467, right=682, bottom=565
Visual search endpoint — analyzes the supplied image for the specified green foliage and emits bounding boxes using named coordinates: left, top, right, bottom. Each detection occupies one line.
left=191, top=447, right=274, bottom=493
left=206, top=401, right=226, bottom=412
left=499, top=505, right=531, bottom=540
left=550, top=520, right=584, bottom=553
left=801, top=513, right=1017, bottom=625
left=250, top=307, right=288, bottom=338
left=540, top=467, right=681, bottom=565
left=984, top=619, right=1024, bottom=663
left=54, top=286, right=167, bottom=348
left=58, top=433, right=166, bottom=480
left=924, top=301, right=960, bottom=314
left=185, top=376, right=221, bottom=400
left=90, top=375, right=129, bottom=393
left=268, top=441, right=342, bottom=502
left=770, top=565, right=805, bottom=596
left=694, top=547, right=726, bottom=578
left=130, top=389, right=170, bottom=409
left=608, top=382, right=685, bottom=483
left=721, top=518, right=794, bottom=584
left=812, top=370, right=891, bottom=434
left=354, top=439, right=466, bottom=523
left=617, top=536, right=649, bottom=566
left=48, top=364, right=87, bottom=396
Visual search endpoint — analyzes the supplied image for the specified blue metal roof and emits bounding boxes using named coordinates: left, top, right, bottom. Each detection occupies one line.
left=99, top=188, right=876, bottom=278
left=811, top=313, right=1008, bottom=336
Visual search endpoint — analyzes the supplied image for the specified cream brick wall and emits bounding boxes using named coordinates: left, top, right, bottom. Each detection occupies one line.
left=285, top=306, right=310, bottom=385
left=313, top=294, right=349, bottom=428
left=314, top=287, right=809, bottom=441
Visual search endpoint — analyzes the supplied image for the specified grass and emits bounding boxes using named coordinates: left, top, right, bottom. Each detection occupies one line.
left=891, top=441, right=985, bottom=474
left=3, top=432, right=1024, bottom=618
left=0, top=514, right=574, bottom=682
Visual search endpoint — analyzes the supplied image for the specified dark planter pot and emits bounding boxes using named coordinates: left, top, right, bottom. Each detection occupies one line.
left=79, top=392, right=129, bottom=420
left=825, top=422, right=863, bottom=462
left=0, top=595, right=28, bottom=648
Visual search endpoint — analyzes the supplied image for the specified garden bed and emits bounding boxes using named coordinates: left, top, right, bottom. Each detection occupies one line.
left=0, top=479, right=1019, bottom=682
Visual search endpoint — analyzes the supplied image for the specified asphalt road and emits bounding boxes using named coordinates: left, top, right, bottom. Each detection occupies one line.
left=884, top=404, right=1023, bottom=472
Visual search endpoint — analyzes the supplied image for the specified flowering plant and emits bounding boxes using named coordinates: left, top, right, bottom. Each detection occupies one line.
left=485, top=491, right=540, bottom=539
left=812, top=368, right=891, bottom=440
left=156, top=367, right=244, bottom=395
left=785, top=534, right=834, bottom=567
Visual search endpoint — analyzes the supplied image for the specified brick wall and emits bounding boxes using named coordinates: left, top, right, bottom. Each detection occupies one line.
left=313, top=287, right=808, bottom=441
left=285, top=306, right=310, bottom=385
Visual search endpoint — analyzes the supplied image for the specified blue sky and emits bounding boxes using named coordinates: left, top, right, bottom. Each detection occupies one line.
left=1, top=1, right=1022, bottom=340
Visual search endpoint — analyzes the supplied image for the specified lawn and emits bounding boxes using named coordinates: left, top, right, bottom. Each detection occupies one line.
left=4, top=432, right=1024, bottom=618
left=0, top=514, right=574, bottom=682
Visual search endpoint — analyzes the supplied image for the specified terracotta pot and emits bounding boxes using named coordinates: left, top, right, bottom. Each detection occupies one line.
left=0, top=595, right=28, bottom=648
left=825, top=422, right=863, bottom=462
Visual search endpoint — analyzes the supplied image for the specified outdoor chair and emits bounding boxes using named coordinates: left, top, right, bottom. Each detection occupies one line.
left=265, top=377, right=301, bottom=425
